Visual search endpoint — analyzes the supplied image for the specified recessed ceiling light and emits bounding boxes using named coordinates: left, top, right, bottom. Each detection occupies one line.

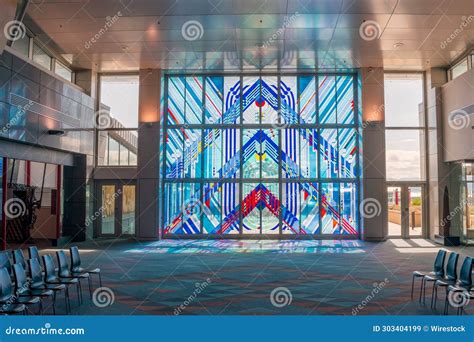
left=393, top=42, right=404, bottom=48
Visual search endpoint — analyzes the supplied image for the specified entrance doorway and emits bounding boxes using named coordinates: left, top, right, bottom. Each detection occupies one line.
left=387, top=184, right=425, bottom=238
left=95, top=181, right=136, bottom=237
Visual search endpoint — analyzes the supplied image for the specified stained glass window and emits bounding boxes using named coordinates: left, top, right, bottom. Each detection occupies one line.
left=163, top=74, right=360, bottom=237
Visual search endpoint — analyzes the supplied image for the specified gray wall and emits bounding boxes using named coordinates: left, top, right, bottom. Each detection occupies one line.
left=441, top=68, right=474, bottom=162
left=0, top=48, right=94, bottom=159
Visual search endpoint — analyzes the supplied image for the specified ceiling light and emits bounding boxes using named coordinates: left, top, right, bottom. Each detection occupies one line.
left=393, top=42, right=404, bottom=48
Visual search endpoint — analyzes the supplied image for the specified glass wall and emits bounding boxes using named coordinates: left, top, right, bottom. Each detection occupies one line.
left=461, top=162, right=474, bottom=243
left=384, top=73, right=425, bottom=181
left=162, top=74, right=360, bottom=237
left=98, top=75, right=139, bottom=166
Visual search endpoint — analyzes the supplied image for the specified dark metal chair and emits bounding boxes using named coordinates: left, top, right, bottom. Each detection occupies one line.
left=56, top=251, right=90, bottom=302
left=70, top=246, right=102, bottom=287
left=43, top=254, right=80, bottom=310
left=412, top=249, right=447, bottom=303
left=12, top=250, right=27, bottom=270
left=0, top=251, right=13, bottom=277
left=0, top=267, right=40, bottom=314
left=444, top=256, right=474, bottom=315
left=428, top=252, right=459, bottom=310
left=28, top=246, right=41, bottom=265
left=28, top=258, right=68, bottom=314
left=12, top=264, right=54, bottom=315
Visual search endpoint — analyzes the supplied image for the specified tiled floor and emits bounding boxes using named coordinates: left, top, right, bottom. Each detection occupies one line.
left=29, top=238, right=474, bottom=315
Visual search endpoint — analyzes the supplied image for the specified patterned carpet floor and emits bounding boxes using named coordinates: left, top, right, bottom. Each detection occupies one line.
left=30, top=239, right=474, bottom=315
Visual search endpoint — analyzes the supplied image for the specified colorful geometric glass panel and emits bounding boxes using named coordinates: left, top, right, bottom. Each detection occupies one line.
left=300, top=182, right=320, bottom=234
left=320, top=129, right=338, bottom=178
left=319, top=75, right=336, bottom=124
left=321, top=183, right=340, bottom=234
left=163, top=74, right=360, bottom=237
left=299, top=76, right=316, bottom=124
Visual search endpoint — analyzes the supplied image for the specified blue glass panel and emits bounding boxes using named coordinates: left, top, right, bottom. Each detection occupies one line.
left=340, top=182, right=358, bottom=235
left=282, top=129, right=299, bottom=179
left=300, top=128, right=318, bottom=179
left=336, top=75, right=354, bottom=124
left=320, top=129, right=338, bottom=178
left=339, top=128, right=357, bottom=178
left=242, top=76, right=260, bottom=124
left=167, top=77, right=185, bottom=125
left=183, top=129, right=202, bottom=178
left=205, top=76, right=223, bottom=124
left=185, top=76, right=203, bottom=124
left=298, top=76, right=316, bottom=124
left=319, top=76, right=336, bottom=124
left=321, top=183, right=340, bottom=234
left=165, top=128, right=183, bottom=179
left=300, top=182, right=319, bottom=234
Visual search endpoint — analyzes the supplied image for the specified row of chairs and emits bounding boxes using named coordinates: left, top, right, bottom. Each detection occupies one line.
left=412, top=249, right=473, bottom=315
left=0, top=246, right=102, bottom=315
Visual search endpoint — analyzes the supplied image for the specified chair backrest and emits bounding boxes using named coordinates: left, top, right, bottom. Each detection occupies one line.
left=0, top=252, right=12, bottom=275
left=433, top=249, right=447, bottom=276
left=69, top=246, right=81, bottom=270
left=27, top=258, right=43, bottom=285
left=458, top=256, right=474, bottom=287
left=56, top=250, right=70, bottom=277
left=28, top=246, right=41, bottom=264
left=0, top=267, right=13, bottom=301
left=42, top=255, right=56, bottom=282
left=12, top=264, right=28, bottom=294
left=12, top=249, right=26, bottom=269
left=446, top=252, right=459, bottom=281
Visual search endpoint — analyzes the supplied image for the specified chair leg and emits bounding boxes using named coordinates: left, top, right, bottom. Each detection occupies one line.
left=421, top=278, right=428, bottom=304
left=411, top=275, right=415, bottom=300
left=98, top=272, right=102, bottom=287
left=444, top=289, right=449, bottom=315
left=88, top=277, right=92, bottom=299
left=79, top=282, right=83, bottom=304
left=418, top=277, right=424, bottom=303
left=76, top=283, right=81, bottom=305
left=52, top=292, right=56, bottom=315
left=65, top=287, right=70, bottom=314
left=432, top=284, right=438, bottom=310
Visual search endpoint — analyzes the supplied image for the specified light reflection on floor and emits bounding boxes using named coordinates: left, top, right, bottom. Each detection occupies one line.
left=125, top=239, right=366, bottom=254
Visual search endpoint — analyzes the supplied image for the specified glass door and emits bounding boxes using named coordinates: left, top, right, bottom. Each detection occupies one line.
left=387, top=184, right=424, bottom=238
left=97, top=181, right=136, bottom=237
left=387, top=186, right=402, bottom=237
left=407, top=186, right=423, bottom=237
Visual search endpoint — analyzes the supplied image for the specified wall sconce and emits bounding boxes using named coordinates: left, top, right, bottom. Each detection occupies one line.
left=47, top=129, right=65, bottom=136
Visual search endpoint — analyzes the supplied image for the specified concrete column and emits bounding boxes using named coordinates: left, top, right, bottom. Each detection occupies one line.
left=425, top=68, right=454, bottom=240
left=136, top=69, right=161, bottom=240
left=75, top=69, right=97, bottom=98
left=360, top=68, right=387, bottom=241
left=61, top=154, right=88, bottom=244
